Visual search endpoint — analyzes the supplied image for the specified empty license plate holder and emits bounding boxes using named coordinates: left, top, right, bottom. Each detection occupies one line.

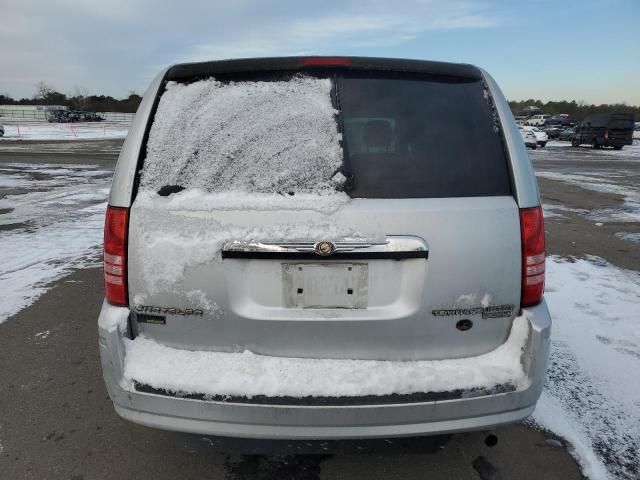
left=282, top=263, right=368, bottom=309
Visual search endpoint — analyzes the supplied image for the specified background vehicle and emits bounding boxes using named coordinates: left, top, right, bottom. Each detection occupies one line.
left=519, top=125, right=537, bottom=148
left=559, top=127, right=575, bottom=141
left=517, top=105, right=541, bottom=117
left=46, top=109, right=69, bottom=122
left=46, top=109, right=104, bottom=122
left=99, top=57, right=550, bottom=440
left=0, top=125, right=4, bottom=137
left=634, top=122, right=640, bottom=140
left=527, top=114, right=551, bottom=126
left=522, top=126, right=548, bottom=146
left=67, top=111, right=81, bottom=122
left=545, top=114, right=573, bottom=128
left=543, top=125, right=563, bottom=139
left=79, top=111, right=104, bottom=122
left=572, top=112, right=634, bottom=149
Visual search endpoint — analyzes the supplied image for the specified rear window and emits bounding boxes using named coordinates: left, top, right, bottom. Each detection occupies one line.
left=139, top=70, right=511, bottom=199
left=339, top=73, right=510, bottom=198
left=140, top=76, right=343, bottom=195
left=609, top=119, right=634, bottom=129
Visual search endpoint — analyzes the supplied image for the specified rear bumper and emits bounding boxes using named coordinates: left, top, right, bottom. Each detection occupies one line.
left=98, top=300, right=551, bottom=439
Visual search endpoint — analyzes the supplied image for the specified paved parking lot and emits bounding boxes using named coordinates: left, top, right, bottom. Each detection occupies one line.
left=1, top=139, right=639, bottom=479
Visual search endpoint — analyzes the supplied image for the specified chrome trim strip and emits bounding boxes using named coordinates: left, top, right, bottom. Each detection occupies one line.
left=221, top=236, right=428, bottom=260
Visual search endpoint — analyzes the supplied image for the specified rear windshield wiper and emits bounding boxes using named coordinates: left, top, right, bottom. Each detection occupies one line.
left=157, top=185, right=185, bottom=197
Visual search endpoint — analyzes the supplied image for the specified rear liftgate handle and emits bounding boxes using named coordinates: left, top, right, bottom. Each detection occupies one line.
left=221, top=236, right=428, bottom=260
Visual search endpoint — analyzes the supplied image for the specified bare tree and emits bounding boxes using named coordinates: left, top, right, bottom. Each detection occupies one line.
left=71, top=85, right=89, bottom=109
left=34, top=81, right=54, bottom=100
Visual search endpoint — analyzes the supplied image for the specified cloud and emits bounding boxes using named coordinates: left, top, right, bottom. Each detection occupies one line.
left=183, top=2, right=500, bottom=61
left=0, top=0, right=499, bottom=98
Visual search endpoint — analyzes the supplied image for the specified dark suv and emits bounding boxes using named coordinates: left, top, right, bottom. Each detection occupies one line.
left=572, top=113, right=634, bottom=149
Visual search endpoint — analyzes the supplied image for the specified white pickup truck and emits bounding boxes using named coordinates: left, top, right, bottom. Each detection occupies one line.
left=527, top=114, right=551, bottom=126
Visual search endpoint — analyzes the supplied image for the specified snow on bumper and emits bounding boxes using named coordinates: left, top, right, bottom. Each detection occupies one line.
left=98, top=299, right=551, bottom=439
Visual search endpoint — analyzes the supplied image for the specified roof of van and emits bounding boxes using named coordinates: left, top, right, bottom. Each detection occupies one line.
left=582, top=112, right=634, bottom=125
left=165, top=56, right=482, bottom=82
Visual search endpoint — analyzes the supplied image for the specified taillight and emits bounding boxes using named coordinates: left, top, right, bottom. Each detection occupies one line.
left=520, top=206, right=545, bottom=307
left=299, top=57, right=351, bottom=67
left=104, top=206, right=129, bottom=306
left=605, top=128, right=609, bottom=139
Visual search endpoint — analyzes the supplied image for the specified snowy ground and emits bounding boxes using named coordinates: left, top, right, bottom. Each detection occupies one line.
left=532, top=256, right=640, bottom=480
left=0, top=140, right=639, bottom=478
left=0, top=162, right=111, bottom=322
left=0, top=119, right=129, bottom=140
left=530, top=142, right=640, bottom=479
left=536, top=170, right=640, bottom=223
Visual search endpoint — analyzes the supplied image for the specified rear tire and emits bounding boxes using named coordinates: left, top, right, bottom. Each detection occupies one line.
left=571, top=138, right=580, bottom=147
left=613, top=145, right=623, bottom=150
left=531, top=144, right=537, bottom=150
left=539, top=142, right=547, bottom=147
left=592, top=139, right=599, bottom=149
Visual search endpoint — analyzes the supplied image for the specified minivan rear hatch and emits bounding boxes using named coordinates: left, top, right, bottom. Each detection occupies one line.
left=127, top=58, right=522, bottom=361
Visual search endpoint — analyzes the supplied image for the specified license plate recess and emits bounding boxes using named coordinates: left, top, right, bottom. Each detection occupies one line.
left=282, top=263, right=368, bottom=309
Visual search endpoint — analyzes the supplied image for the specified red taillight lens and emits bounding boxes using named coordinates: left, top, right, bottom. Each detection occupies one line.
left=299, top=57, right=351, bottom=67
left=604, top=128, right=609, bottom=139
left=520, top=206, right=545, bottom=307
left=104, top=206, right=129, bottom=306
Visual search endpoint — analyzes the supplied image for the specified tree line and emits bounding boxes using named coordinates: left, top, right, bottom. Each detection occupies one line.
left=1, top=82, right=639, bottom=119
left=0, top=82, right=142, bottom=113
left=508, top=99, right=639, bottom=121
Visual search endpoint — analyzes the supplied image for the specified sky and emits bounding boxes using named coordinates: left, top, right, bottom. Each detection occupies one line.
left=1, top=0, right=639, bottom=104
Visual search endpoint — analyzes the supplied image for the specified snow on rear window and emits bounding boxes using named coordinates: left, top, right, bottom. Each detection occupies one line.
left=140, top=76, right=343, bottom=194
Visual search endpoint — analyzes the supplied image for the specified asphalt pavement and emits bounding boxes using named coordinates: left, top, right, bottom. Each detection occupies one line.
left=6, top=138, right=637, bottom=479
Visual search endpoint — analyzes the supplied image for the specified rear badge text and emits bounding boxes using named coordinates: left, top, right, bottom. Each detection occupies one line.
left=134, top=304, right=204, bottom=317
left=432, top=304, right=514, bottom=319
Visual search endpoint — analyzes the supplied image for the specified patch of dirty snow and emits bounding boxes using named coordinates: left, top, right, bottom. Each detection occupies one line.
left=0, top=204, right=106, bottom=322
left=140, top=76, right=343, bottom=195
left=123, top=315, right=530, bottom=398
left=533, top=394, right=610, bottom=480
left=614, top=232, right=640, bottom=244
left=536, top=171, right=640, bottom=223
left=531, top=256, right=640, bottom=480
left=0, top=163, right=111, bottom=323
left=0, top=122, right=128, bottom=140
left=542, top=203, right=589, bottom=219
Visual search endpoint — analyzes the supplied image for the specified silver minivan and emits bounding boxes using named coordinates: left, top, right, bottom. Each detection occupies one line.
left=99, top=57, right=550, bottom=439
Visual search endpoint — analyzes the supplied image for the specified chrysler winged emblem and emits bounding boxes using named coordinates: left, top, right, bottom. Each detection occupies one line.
left=314, top=240, right=336, bottom=256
